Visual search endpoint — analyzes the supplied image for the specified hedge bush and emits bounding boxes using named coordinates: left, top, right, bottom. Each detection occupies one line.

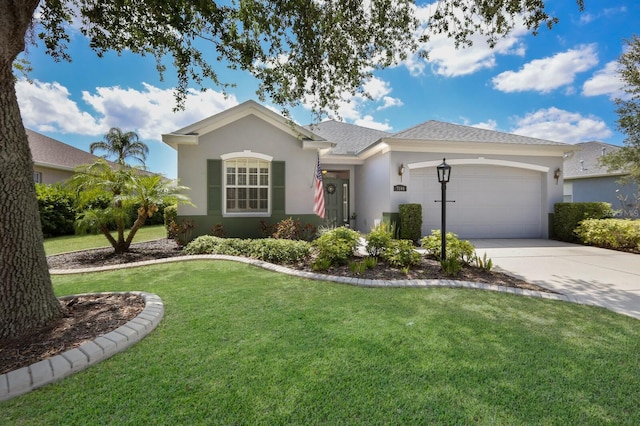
left=553, top=202, right=614, bottom=243
left=312, top=226, right=361, bottom=267
left=36, top=184, right=77, bottom=237
left=183, top=235, right=311, bottom=264
left=399, top=203, right=422, bottom=244
left=381, top=239, right=421, bottom=269
left=421, top=230, right=475, bottom=264
left=574, top=219, right=640, bottom=251
left=248, top=238, right=311, bottom=264
left=366, top=222, right=394, bottom=257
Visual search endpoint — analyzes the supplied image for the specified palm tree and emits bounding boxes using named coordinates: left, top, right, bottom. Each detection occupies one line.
left=90, top=127, right=149, bottom=166
left=67, top=160, right=191, bottom=253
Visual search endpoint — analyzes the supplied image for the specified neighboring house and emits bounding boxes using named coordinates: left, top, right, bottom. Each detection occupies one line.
left=563, top=141, right=640, bottom=216
left=27, top=129, right=103, bottom=184
left=162, top=100, right=572, bottom=239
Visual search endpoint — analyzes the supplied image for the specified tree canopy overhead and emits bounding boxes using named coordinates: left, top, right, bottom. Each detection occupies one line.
left=36, top=0, right=584, bottom=116
left=0, top=0, right=584, bottom=340
left=600, top=35, right=640, bottom=184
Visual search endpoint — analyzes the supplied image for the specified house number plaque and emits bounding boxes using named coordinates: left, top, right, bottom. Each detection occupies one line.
left=394, top=185, right=407, bottom=192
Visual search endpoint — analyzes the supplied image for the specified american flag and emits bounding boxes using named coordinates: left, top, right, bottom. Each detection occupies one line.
left=313, top=153, right=325, bottom=218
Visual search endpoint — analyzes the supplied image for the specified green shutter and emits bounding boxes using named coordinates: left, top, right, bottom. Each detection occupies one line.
left=207, top=159, right=222, bottom=215
left=272, top=161, right=285, bottom=215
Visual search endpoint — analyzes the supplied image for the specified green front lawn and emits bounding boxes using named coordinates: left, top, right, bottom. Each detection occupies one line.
left=43, top=225, right=167, bottom=255
left=2, top=261, right=639, bottom=424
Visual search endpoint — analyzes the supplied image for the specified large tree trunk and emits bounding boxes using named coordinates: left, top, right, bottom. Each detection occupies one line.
left=0, top=1, right=64, bottom=340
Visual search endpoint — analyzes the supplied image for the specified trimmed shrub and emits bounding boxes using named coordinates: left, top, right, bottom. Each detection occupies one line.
left=36, top=184, right=77, bottom=237
left=183, top=236, right=250, bottom=256
left=421, top=230, right=475, bottom=264
left=366, top=222, right=394, bottom=257
left=399, top=203, right=422, bottom=244
left=248, top=238, right=311, bottom=264
left=183, top=235, right=311, bottom=264
left=574, top=219, right=640, bottom=251
left=381, top=239, right=421, bottom=269
left=553, top=202, right=613, bottom=243
left=312, top=226, right=361, bottom=267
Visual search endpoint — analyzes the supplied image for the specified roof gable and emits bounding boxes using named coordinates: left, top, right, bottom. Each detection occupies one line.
left=564, top=141, right=625, bottom=179
left=163, top=100, right=328, bottom=149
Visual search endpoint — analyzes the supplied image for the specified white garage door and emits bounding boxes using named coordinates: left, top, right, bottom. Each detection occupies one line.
left=409, top=165, right=542, bottom=238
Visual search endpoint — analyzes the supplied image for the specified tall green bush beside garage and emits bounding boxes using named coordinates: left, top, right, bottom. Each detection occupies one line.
left=399, top=203, right=422, bottom=244
left=553, top=202, right=614, bottom=243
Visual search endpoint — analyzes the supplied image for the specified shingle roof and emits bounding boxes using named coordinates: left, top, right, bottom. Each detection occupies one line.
left=390, top=120, right=568, bottom=146
left=27, top=129, right=101, bottom=170
left=305, top=120, right=390, bottom=155
left=564, top=141, right=624, bottom=178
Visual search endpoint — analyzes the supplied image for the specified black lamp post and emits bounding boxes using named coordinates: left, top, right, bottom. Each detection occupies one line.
left=437, top=158, right=451, bottom=261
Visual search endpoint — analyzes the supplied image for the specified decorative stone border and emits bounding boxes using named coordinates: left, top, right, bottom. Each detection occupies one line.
left=0, top=292, right=163, bottom=402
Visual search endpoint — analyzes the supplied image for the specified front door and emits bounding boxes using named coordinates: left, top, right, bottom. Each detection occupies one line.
left=323, top=177, right=349, bottom=227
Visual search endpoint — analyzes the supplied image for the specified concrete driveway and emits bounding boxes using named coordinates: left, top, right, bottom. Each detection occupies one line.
left=470, top=239, right=640, bottom=320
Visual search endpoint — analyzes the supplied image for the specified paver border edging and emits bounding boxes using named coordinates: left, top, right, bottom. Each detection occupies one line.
left=0, top=291, right=163, bottom=403
left=49, top=254, right=571, bottom=304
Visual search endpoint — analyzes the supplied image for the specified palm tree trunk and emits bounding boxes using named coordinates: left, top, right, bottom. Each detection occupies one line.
left=0, top=1, right=64, bottom=339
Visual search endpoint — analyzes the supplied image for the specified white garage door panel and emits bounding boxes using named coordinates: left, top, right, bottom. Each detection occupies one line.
left=411, top=165, right=542, bottom=238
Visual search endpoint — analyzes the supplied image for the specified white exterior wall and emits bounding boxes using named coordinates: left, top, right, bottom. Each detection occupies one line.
left=355, top=152, right=391, bottom=232
left=177, top=115, right=318, bottom=216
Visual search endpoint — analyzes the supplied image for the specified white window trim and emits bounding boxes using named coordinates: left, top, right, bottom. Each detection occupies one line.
left=222, top=152, right=273, bottom=217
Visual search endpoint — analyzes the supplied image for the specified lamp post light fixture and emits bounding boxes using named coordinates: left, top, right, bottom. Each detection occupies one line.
left=436, top=158, right=452, bottom=261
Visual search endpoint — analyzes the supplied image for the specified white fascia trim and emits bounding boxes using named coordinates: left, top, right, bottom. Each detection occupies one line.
left=565, top=172, right=629, bottom=180
left=320, top=155, right=365, bottom=165
left=302, top=140, right=335, bottom=150
left=221, top=151, right=274, bottom=161
left=161, top=133, right=198, bottom=149
left=407, top=158, right=549, bottom=173
left=363, top=139, right=570, bottom=157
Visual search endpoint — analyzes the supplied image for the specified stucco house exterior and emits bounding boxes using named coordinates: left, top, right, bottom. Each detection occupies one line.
left=563, top=141, right=639, bottom=217
left=28, top=129, right=103, bottom=184
left=162, top=100, right=572, bottom=239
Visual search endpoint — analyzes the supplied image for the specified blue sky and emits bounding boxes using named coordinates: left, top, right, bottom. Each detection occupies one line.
left=17, top=2, right=637, bottom=179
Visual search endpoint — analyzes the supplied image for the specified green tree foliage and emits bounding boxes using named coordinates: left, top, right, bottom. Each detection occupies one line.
left=66, top=160, right=191, bottom=253
left=90, top=127, right=149, bottom=166
left=35, top=183, right=76, bottom=237
left=35, top=1, right=582, bottom=116
left=0, top=0, right=584, bottom=339
left=600, top=35, right=640, bottom=184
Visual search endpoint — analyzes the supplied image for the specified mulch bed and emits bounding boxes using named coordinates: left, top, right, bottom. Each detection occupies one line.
left=0, top=293, right=144, bottom=375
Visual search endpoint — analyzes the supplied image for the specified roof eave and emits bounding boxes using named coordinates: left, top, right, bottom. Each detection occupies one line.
left=359, top=139, right=575, bottom=158
left=161, top=134, right=199, bottom=149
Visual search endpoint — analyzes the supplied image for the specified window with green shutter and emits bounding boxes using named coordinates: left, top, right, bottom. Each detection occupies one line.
left=211, top=153, right=283, bottom=217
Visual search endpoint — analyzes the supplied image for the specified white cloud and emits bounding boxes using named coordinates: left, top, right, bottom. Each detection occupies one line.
left=470, top=119, right=498, bottom=131
left=377, top=96, right=404, bottom=111
left=511, top=107, right=612, bottom=143
left=492, top=44, right=599, bottom=93
left=16, top=79, right=101, bottom=134
left=16, top=79, right=238, bottom=141
left=583, top=61, right=624, bottom=99
left=403, top=2, right=528, bottom=77
left=302, top=75, right=401, bottom=130
left=354, top=115, right=392, bottom=131
left=82, top=83, right=238, bottom=139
